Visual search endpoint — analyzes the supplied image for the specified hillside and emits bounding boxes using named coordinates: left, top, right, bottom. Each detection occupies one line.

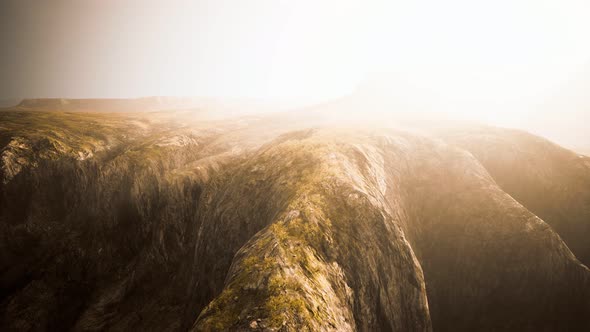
left=0, top=109, right=589, bottom=331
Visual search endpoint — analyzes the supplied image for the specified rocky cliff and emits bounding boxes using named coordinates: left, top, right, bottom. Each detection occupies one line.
left=0, top=109, right=588, bottom=331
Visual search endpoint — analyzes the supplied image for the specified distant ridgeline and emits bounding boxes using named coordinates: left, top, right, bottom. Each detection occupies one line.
left=13, top=97, right=204, bottom=112
left=4, top=97, right=294, bottom=117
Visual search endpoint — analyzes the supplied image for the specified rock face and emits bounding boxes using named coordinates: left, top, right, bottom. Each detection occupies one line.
left=441, top=127, right=590, bottom=267
left=0, top=110, right=589, bottom=331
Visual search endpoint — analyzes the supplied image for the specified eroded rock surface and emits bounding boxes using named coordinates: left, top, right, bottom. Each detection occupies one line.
left=0, top=110, right=588, bottom=331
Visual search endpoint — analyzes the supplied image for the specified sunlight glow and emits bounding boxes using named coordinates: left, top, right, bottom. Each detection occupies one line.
left=2, top=0, right=589, bottom=148
left=135, top=0, right=590, bottom=129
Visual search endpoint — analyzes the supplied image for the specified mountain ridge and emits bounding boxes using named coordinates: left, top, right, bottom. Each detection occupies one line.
left=0, top=108, right=589, bottom=331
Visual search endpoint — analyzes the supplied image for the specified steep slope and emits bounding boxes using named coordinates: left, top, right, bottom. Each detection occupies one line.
left=0, top=110, right=589, bottom=331
left=440, top=127, right=590, bottom=266
left=0, top=111, right=232, bottom=331
left=384, top=132, right=590, bottom=331
left=190, top=129, right=590, bottom=331
left=190, top=131, right=431, bottom=331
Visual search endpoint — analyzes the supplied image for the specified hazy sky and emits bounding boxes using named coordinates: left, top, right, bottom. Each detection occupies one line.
left=1, top=0, right=588, bottom=98
left=1, top=0, right=589, bottom=148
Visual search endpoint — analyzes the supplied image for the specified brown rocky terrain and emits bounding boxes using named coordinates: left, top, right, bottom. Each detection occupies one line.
left=0, top=104, right=589, bottom=331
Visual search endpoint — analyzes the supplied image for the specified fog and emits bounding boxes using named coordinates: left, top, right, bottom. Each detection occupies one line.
left=1, top=0, right=589, bottom=151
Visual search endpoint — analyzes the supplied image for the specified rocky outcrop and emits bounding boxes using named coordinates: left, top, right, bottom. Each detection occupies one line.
left=190, top=132, right=431, bottom=331
left=0, top=111, right=589, bottom=331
